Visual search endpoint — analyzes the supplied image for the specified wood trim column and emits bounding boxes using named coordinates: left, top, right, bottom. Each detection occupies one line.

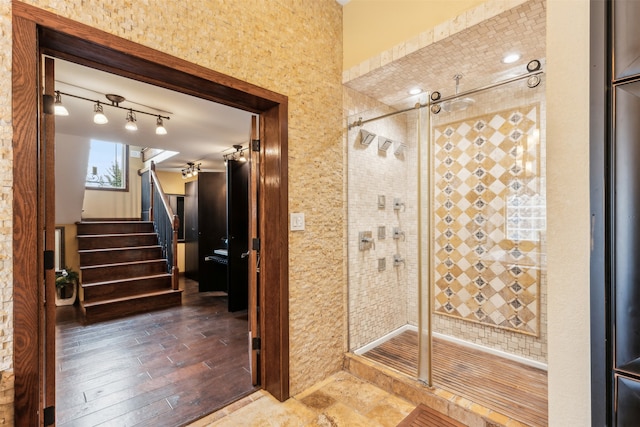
left=260, top=104, right=289, bottom=400
left=12, top=13, right=42, bottom=427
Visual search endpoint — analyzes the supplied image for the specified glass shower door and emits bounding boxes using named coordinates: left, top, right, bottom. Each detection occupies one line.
left=426, top=74, right=547, bottom=388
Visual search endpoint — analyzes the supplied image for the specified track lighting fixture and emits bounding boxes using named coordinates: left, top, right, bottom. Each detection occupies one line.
left=181, top=162, right=201, bottom=179
left=125, top=109, right=138, bottom=131
left=56, top=90, right=170, bottom=134
left=53, top=91, right=69, bottom=116
left=222, top=144, right=249, bottom=163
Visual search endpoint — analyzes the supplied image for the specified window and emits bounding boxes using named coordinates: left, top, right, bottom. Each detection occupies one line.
left=86, top=140, right=129, bottom=191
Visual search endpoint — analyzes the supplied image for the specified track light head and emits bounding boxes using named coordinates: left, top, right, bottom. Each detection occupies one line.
left=181, top=162, right=201, bottom=179
left=54, top=91, right=69, bottom=116
left=125, top=109, right=138, bottom=131
left=93, top=102, right=108, bottom=124
left=155, top=116, right=167, bottom=135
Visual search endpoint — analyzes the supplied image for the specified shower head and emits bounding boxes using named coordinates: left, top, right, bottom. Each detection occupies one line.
left=440, top=74, right=475, bottom=112
left=441, top=97, right=475, bottom=112
left=394, top=142, right=406, bottom=156
left=360, top=129, right=376, bottom=146
left=378, top=136, right=393, bottom=151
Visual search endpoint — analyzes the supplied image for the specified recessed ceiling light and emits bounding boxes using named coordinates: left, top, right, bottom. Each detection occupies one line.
left=502, top=53, right=521, bottom=64
left=409, top=87, right=422, bottom=95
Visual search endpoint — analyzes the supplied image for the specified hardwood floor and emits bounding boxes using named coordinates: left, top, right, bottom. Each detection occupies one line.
left=362, top=330, right=548, bottom=427
left=55, top=277, right=257, bottom=426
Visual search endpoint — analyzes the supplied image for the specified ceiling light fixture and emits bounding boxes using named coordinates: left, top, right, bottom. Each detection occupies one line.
left=409, top=87, right=422, bottom=95
left=223, top=144, right=249, bottom=163
left=57, top=90, right=170, bottom=133
left=125, top=109, right=138, bottom=131
left=53, top=91, right=69, bottom=116
left=93, top=102, right=108, bottom=124
left=502, top=53, right=521, bottom=64
left=181, top=162, right=201, bottom=179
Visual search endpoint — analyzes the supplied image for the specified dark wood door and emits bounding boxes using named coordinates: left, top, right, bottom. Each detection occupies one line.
left=197, top=172, right=227, bottom=292
left=141, top=170, right=150, bottom=221
left=184, top=180, right=199, bottom=280
left=227, top=160, right=249, bottom=312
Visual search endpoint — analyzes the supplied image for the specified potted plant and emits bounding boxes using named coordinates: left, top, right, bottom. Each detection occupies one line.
left=55, top=266, right=79, bottom=306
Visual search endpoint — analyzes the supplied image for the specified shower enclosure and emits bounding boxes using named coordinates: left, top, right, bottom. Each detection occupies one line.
left=346, top=62, right=547, bottom=424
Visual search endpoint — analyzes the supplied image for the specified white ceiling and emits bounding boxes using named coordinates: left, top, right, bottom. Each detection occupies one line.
left=54, top=58, right=253, bottom=172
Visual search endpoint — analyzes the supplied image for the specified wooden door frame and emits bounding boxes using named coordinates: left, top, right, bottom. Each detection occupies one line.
left=12, top=2, right=289, bottom=424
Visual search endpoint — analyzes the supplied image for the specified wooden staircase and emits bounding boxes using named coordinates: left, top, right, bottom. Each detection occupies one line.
left=77, top=221, right=182, bottom=323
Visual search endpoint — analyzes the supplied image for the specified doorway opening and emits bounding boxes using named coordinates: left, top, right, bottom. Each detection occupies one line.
left=52, top=55, right=258, bottom=424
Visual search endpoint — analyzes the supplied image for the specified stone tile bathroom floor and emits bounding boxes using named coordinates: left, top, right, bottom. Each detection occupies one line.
left=188, top=371, right=416, bottom=427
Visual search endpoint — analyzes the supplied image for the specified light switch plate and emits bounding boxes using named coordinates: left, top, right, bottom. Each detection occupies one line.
left=290, top=212, right=305, bottom=231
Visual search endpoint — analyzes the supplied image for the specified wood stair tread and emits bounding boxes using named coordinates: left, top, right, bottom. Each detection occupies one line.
left=80, top=258, right=166, bottom=269
left=77, top=232, right=157, bottom=238
left=77, top=220, right=153, bottom=224
left=78, top=245, right=161, bottom=253
left=82, top=289, right=183, bottom=307
left=81, top=273, right=171, bottom=287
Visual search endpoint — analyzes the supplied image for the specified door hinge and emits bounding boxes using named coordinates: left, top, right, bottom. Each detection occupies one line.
left=44, top=406, right=55, bottom=426
left=251, top=138, right=260, bottom=152
left=252, top=238, right=260, bottom=251
left=44, top=250, right=55, bottom=271
left=252, top=337, right=261, bottom=350
left=42, top=94, right=54, bottom=115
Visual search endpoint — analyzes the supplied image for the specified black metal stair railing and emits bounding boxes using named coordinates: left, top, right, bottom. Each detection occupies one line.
left=148, top=162, right=180, bottom=290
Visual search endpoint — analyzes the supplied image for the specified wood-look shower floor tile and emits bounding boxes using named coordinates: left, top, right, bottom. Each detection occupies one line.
left=362, top=330, right=548, bottom=427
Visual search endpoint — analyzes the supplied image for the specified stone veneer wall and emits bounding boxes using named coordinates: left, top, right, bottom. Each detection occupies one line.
left=0, top=0, right=344, bottom=422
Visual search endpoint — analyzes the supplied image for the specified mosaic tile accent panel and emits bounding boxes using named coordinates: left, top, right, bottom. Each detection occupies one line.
left=433, top=104, right=542, bottom=336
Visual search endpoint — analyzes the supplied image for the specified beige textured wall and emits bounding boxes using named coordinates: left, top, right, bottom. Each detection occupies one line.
left=1, top=0, right=344, bottom=421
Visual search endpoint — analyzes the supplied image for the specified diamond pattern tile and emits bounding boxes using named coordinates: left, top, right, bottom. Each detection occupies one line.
left=433, top=104, right=542, bottom=336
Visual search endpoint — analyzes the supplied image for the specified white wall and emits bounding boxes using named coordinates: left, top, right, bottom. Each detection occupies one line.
left=55, top=134, right=90, bottom=224
left=82, top=153, right=143, bottom=219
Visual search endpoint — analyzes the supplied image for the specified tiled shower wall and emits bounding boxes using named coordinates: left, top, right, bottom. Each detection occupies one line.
left=345, top=87, right=418, bottom=351
left=345, top=79, right=547, bottom=362
left=430, top=80, right=547, bottom=362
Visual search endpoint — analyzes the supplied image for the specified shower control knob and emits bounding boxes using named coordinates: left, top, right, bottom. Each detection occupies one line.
left=431, top=91, right=441, bottom=101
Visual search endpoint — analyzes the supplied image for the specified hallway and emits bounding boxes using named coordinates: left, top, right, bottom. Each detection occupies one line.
left=55, top=278, right=256, bottom=426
